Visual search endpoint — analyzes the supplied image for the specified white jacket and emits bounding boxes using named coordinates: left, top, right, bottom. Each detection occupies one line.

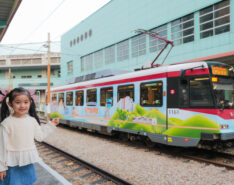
left=0, top=115, right=56, bottom=172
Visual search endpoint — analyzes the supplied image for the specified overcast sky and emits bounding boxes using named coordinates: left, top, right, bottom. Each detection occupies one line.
left=2, top=0, right=110, bottom=44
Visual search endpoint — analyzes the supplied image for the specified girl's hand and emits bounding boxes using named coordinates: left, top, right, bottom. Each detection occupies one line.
left=51, top=118, right=60, bottom=126
left=0, top=171, right=6, bottom=181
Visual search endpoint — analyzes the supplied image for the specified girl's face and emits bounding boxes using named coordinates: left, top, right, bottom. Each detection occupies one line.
left=10, top=94, right=31, bottom=118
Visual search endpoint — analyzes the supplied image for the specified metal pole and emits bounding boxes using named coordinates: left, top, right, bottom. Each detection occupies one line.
left=8, top=68, right=11, bottom=90
left=47, top=33, right=51, bottom=121
left=37, top=90, right=40, bottom=110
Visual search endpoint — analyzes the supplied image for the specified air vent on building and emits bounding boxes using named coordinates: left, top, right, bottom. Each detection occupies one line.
left=67, top=69, right=129, bottom=84
left=75, top=76, right=84, bottom=83
left=85, top=73, right=96, bottom=81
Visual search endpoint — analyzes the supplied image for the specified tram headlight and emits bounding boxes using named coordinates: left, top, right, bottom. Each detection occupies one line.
left=220, top=124, right=229, bottom=129
left=211, top=77, right=218, bottom=82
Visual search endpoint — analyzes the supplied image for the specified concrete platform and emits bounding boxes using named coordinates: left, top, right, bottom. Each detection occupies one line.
left=34, top=161, right=72, bottom=185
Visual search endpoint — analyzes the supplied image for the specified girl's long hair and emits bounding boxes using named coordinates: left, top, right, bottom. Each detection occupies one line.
left=0, top=88, right=41, bottom=125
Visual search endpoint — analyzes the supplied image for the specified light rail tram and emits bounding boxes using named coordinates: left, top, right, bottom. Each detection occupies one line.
left=48, top=60, right=234, bottom=149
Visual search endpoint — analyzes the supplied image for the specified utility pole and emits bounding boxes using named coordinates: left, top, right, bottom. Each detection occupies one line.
left=46, top=33, right=51, bottom=121
left=8, top=68, right=12, bottom=91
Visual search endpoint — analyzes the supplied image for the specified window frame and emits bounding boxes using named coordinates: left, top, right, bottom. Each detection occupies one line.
left=67, top=61, right=73, bottom=75
left=86, top=88, right=97, bottom=106
left=75, top=90, right=84, bottom=106
left=104, top=45, right=115, bottom=65
left=117, top=84, right=135, bottom=101
left=58, top=93, right=65, bottom=105
left=131, top=34, right=146, bottom=58
left=149, top=24, right=168, bottom=53
left=179, top=76, right=215, bottom=108
left=66, top=91, right=74, bottom=106
left=140, top=81, right=163, bottom=107
left=117, top=40, right=129, bottom=62
left=171, top=13, right=194, bottom=45
left=94, top=50, right=103, bottom=68
left=100, top=87, right=113, bottom=107
left=52, top=94, right=57, bottom=102
left=199, top=0, right=230, bottom=39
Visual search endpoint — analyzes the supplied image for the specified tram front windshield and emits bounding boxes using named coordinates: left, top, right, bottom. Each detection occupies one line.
left=213, top=78, right=234, bottom=109
left=209, top=63, right=234, bottom=109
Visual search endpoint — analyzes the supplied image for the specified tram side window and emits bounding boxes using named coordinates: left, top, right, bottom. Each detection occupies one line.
left=100, top=87, right=113, bottom=106
left=179, top=80, right=189, bottom=107
left=140, top=81, right=163, bottom=106
left=52, top=94, right=57, bottom=102
left=66, top=91, right=73, bottom=106
left=118, top=85, right=134, bottom=101
left=86, top=89, right=97, bottom=106
left=58, top=93, right=64, bottom=107
left=190, top=78, right=214, bottom=107
left=75, top=90, right=84, bottom=106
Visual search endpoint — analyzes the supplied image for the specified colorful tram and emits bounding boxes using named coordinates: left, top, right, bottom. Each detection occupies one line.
left=48, top=61, right=234, bottom=149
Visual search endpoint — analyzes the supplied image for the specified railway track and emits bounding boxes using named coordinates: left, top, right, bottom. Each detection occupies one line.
left=36, top=141, right=133, bottom=185
left=181, top=149, right=234, bottom=170
left=40, top=118, right=234, bottom=172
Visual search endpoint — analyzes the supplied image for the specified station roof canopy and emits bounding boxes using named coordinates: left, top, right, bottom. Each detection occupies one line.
left=0, top=0, right=22, bottom=42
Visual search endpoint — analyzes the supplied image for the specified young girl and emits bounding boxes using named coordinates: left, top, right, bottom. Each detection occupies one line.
left=0, top=88, right=59, bottom=185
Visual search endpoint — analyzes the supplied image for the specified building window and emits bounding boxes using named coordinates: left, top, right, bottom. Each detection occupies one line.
left=21, top=75, right=32, bottom=78
left=81, top=57, right=85, bottom=72
left=117, top=40, right=129, bottom=62
left=131, top=34, right=146, bottom=57
left=200, top=0, right=230, bottom=39
left=89, top=29, right=92, bottom=37
left=94, top=50, right=103, bottom=68
left=171, top=14, right=194, bottom=45
left=104, top=45, right=115, bottom=64
left=67, top=61, right=73, bottom=75
left=0, top=60, right=6, bottom=65
left=140, top=81, right=163, bottom=107
left=149, top=24, right=168, bottom=53
left=86, top=54, right=93, bottom=71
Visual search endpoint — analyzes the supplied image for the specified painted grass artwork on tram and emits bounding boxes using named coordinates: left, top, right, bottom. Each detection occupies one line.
left=108, top=104, right=220, bottom=138
left=49, top=96, right=220, bottom=139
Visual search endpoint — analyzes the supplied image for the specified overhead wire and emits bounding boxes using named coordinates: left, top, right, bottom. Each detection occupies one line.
left=2, top=0, right=84, bottom=58
left=19, top=0, right=67, bottom=44
left=9, top=0, right=67, bottom=55
left=0, top=43, right=81, bottom=57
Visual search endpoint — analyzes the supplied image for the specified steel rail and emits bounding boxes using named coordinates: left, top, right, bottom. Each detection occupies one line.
left=40, top=141, right=134, bottom=185
left=182, top=149, right=234, bottom=170
left=182, top=154, right=234, bottom=170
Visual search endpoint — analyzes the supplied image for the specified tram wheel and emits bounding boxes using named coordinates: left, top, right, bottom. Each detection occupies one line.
left=143, top=137, right=156, bottom=148
left=119, top=133, right=128, bottom=142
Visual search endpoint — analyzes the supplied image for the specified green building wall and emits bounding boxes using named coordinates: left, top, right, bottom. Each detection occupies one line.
left=61, top=0, right=233, bottom=84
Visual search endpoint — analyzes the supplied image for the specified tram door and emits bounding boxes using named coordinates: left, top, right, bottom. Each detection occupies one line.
left=166, top=76, right=180, bottom=143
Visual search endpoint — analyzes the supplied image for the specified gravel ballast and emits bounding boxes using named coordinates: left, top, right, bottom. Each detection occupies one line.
left=43, top=127, right=234, bottom=185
